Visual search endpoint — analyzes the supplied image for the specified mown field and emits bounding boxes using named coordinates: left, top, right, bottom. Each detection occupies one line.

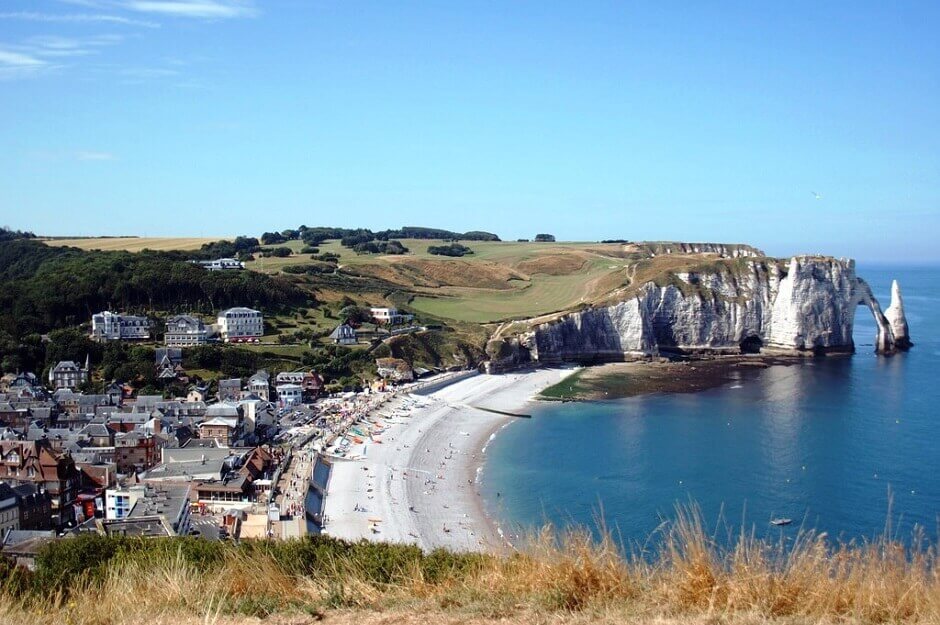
left=42, top=237, right=221, bottom=252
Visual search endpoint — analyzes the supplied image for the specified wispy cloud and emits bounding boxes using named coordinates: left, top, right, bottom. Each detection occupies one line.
left=69, top=1, right=259, bottom=19
left=25, top=34, right=125, bottom=58
left=0, top=34, right=124, bottom=78
left=76, top=150, right=116, bottom=161
left=0, top=48, right=51, bottom=79
left=0, top=11, right=159, bottom=28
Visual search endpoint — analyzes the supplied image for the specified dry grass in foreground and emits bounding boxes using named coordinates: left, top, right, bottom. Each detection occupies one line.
left=1, top=507, right=936, bottom=625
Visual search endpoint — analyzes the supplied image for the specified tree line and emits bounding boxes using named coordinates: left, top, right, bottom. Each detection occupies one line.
left=0, top=239, right=310, bottom=374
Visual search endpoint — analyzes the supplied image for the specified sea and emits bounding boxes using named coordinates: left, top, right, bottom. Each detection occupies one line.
left=481, top=266, right=940, bottom=547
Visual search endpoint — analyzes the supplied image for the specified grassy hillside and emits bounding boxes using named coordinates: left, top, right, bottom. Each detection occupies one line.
left=42, top=237, right=222, bottom=252
left=245, top=239, right=633, bottom=323
left=1, top=507, right=936, bottom=625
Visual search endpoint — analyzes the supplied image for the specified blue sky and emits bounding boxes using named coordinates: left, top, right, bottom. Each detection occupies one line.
left=0, top=1, right=937, bottom=262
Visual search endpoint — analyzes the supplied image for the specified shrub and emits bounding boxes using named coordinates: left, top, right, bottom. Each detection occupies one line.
left=428, top=243, right=473, bottom=257
left=260, top=247, right=292, bottom=258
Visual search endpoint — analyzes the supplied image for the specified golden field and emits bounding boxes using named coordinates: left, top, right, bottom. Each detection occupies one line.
left=42, top=237, right=221, bottom=252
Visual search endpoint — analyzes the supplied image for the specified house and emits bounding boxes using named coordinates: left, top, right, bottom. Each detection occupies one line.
left=275, top=383, right=303, bottom=407
left=187, top=384, right=209, bottom=403
left=155, top=348, right=185, bottom=380
left=13, top=484, right=52, bottom=530
left=164, top=315, right=209, bottom=347
left=0, top=440, right=81, bottom=528
left=247, top=370, right=271, bottom=401
left=275, top=371, right=324, bottom=397
left=49, top=359, right=88, bottom=390
left=329, top=324, right=357, bottom=345
left=114, top=431, right=163, bottom=474
left=193, top=258, right=244, bottom=271
left=370, top=307, right=415, bottom=325
left=3, top=372, right=40, bottom=393
left=91, top=311, right=151, bottom=341
left=217, top=378, right=242, bottom=402
left=217, top=307, right=263, bottom=343
left=155, top=348, right=183, bottom=367
left=103, top=382, right=125, bottom=406
left=375, top=358, right=415, bottom=383
left=77, top=422, right=116, bottom=448
left=0, top=482, right=19, bottom=535
left=198, top=417, right=238, bottom=447
left=1, top=529, right=56, bottom=570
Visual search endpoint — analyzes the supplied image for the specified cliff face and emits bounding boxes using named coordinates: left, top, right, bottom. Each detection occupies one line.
left=625, top=242, right=766, bottom=258
left=506, top=256, right=911, bottom=366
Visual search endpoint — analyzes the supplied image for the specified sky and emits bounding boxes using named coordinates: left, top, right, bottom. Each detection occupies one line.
left=0, top=1, right=938, bottom=263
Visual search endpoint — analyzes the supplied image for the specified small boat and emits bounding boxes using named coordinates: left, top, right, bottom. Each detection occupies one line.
left=770, top=518, right=793, bottom=526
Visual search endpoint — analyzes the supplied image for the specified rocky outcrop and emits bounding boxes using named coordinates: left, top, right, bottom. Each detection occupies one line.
left=626, top=242, right=765, bottom=258
left=500, top=256, right=911, bottom=365
left=885, top=280, right=913, bottom=349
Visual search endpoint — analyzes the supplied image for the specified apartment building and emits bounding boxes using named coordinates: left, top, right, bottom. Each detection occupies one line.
left=91, top=311, right=151, bottom=341
left=217, top=308, right=263, bottom=342
left=164, top=315, right=209, bottom=346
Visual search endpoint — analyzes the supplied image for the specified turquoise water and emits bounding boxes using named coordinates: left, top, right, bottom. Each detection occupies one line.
left=482, top=266, right=940, bottom=545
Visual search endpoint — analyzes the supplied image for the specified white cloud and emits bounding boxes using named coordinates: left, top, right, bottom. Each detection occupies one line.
left=121, top=1, right=257, bottom=19
left=0, top=34, right=125, bottom=78
left=0, top=11, right=159, bottom=28
left=25, top=34, right=125, bottom=57
left=0, top=48, right=51, bottom=79
left=76, top=151, right=116, bottom=161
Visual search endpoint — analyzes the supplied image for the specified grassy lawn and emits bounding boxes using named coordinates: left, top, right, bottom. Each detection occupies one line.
left=409, top=257, right=625, bottom=323
left=42, top=237, right=221, bottom=252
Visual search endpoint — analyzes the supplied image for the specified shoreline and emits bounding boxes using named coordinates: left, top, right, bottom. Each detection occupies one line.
left=538, top=354, right=819, bottom=401
left=320, top=367, right=578, bottom=553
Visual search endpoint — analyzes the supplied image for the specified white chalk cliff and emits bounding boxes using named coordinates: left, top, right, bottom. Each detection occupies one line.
left=885, top=280, right=913, bottom=349
left=508, top=256, right=911, bottom=364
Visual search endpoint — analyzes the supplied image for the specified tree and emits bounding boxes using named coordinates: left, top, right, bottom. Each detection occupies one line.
left=339, top=305, right=373, bottom=325
left=534, top=234, right=556, bottom=242
left=427, top=243, right=473, bottom=257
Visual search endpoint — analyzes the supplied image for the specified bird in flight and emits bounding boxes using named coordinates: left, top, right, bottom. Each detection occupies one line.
left=811, top=191, right=822, bottom=200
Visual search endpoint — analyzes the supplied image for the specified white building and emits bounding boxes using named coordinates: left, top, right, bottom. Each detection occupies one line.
left=193, top=258, right=245, bottom=271
left=275, top=383, right=303, bottom=407
left=370, top=307, right=415, bottom=325
left=92, top=311, right=151, bottom=341
left=105, top=485, right=144, bottom=520
left=165, top=315, right=208, bottom=346
left=217, top=307, right=263, bottom=342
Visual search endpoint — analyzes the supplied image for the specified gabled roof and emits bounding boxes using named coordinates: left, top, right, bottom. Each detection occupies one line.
left=329, top=324, right=357, bottom=340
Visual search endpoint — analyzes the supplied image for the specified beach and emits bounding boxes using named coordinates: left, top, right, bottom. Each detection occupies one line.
left=321, top=367, right=577, bottom=552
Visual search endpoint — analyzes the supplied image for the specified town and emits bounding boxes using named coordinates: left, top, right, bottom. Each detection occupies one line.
left=0, top=300, right=437, bottom=569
